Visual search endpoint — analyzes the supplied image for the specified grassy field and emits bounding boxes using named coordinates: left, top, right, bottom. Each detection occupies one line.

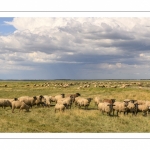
left=1, top=80, right=150, bottom=133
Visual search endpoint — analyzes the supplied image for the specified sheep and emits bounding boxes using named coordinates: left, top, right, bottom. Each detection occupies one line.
left=34, top=95, right=46, bottom=107
left=100, top=102, right=115, bottom=116
left=113, top=101, right=129, bottom=116
left=66, top=93, right=81, bottom=103
left=18, top=96, right=37, bottom=108
left=56, top=96, right=74, bottom=109
left=136, top=101, right=150, bottom=116
left=11, top=101, right=30, bottom=113
left=94, top=96, right=101, bottom=107
left=43, top=95, right=52, bottom=107
left=75, top=97, right=92, bottom=109
left=61, top=97, right=73, bottom=109
left=0, top=99, right=12, bottom=109
left=126, top=100, right=138, bottom=116
left=54, top=103, right=66, bottom=113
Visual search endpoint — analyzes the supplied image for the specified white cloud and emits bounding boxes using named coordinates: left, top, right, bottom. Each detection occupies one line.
left=1, top=17, right=150, bottom=79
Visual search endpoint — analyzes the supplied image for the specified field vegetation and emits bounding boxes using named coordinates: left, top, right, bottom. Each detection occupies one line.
left=1, top=80, right=150, bottom=133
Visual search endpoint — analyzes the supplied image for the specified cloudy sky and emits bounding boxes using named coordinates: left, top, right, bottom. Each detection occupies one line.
left=0, top=17, right=150, bottom=79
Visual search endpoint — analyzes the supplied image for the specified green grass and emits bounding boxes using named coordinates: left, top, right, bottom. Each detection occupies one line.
left=1, top=80, right=150, bottom=132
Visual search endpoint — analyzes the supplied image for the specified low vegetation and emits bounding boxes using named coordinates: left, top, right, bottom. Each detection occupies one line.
left=0, top=79, right=150, bottom=133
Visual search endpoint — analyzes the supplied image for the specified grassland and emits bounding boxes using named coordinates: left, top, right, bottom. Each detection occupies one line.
left=1, top=80, right=150, bottom=133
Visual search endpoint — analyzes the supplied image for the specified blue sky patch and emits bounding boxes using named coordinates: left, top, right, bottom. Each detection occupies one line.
left=0, top=17, right=16, bottom=35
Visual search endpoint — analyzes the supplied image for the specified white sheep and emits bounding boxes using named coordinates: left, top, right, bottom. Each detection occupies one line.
left=136, top=101, right=150, bottom=116
left=99, top=102, right=115, bottom=116
left=11, top=101, right=30, bottom=113
left=54, top=103, right=66, bottom=113
left=74, top=97, right=91, bottom=109
left=113, top=101, right=129, bottom=116
left=43, top=95, right=52, bottom=107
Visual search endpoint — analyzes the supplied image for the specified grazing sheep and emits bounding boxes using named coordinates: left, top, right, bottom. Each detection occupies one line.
left=34, top=95, right=46, bottom=107
left=43, top=95, right=52, bottom=107
left=11, top=101, right=30, bottom=113
left=75, top=97, right=92, bottom=109
left=0, top=99, right=12, bottom=109
left=18, top=96, right=37, bottom=108
left=54, top=103, right=66, bottom=113
left=100, top=102, right=115, bottom=116
left=113, top=101, right=129, bottom=116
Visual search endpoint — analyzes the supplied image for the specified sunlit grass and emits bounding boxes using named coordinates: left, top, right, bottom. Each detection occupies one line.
left=0, top=80, right=150, bottom=132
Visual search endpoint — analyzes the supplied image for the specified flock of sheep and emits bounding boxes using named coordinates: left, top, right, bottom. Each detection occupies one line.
left=0, top=92, right=150, bottom=116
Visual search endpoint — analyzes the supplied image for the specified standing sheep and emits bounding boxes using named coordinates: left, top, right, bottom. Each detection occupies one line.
left=75, top=97, right=92, bottom=109
left=54, top=103, right=66, bottom=113
left=100, top=102, right=115, bottom=116
left=43, top=95, right=52, bottom=107
left=126, top=100, right=138, bottom=116
left=113, top=101, right=129, bottom=116
left=136, top=102, right=150, bottom=116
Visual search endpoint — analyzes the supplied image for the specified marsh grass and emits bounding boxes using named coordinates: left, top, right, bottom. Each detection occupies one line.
left=1, top=80, right=150, bottom=132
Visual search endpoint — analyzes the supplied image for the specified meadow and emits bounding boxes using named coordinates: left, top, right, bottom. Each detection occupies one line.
left=1, top=79, right=150, bottom=133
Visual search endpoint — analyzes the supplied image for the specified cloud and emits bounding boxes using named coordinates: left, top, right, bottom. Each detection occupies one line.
left=1, top=17, right=150, bottom=79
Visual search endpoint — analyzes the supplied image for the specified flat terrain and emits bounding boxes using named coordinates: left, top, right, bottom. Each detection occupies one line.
left=0, top=80, right=150, bottom=133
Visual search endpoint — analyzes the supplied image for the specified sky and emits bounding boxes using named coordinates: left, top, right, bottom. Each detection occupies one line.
left=1, top=17, right=150, bottom=80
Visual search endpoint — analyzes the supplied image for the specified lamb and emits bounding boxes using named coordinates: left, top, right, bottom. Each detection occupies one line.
left=54, top=103, right=66, bottom=113
left=11, top=101, right=30, bottom=113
